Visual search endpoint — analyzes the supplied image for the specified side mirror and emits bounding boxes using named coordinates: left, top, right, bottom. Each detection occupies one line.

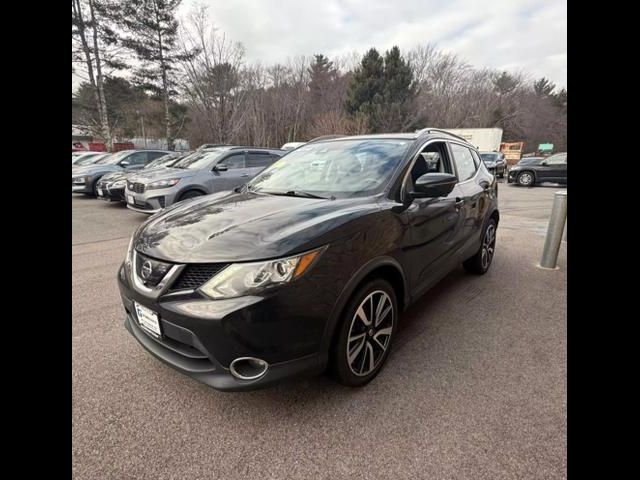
left=120, top=160, right=130, bottom=168
left=214, top=164, right=228, bottom=172
left=540, top=161, right=548, bottom=166
left=410, top=173, right=457, bottom=198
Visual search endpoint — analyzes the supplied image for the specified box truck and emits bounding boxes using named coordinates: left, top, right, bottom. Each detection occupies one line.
left=442, top=128, right=503, bottom=152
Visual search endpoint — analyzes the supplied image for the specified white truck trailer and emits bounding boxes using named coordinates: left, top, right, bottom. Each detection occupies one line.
left=442, top=128, right=503, bottom=152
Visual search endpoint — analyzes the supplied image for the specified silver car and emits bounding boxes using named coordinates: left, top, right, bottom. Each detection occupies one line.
left=124, top=146, right=283, bottom=214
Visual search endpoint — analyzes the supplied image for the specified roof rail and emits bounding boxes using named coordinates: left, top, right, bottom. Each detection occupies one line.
left=415, top=128, right=470, bottom=144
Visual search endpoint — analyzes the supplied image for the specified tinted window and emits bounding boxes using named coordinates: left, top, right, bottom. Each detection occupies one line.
left=545, top=153, right=567, bottom=165
left=127, top=151, right=148, bottom=165
left=217, top=153, right=245, bottom=169
left=450, top=144, right=477, bottom=181
left=247, top=152, right=277, bottom=168
left=146, top=151, right=167, bottom=162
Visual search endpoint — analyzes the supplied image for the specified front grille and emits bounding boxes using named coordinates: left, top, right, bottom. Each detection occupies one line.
left=170, top=263, right=228, bottom=291
left=128, top=181, right=145, bottom=193
left=135, top=252, right=173, bottom=287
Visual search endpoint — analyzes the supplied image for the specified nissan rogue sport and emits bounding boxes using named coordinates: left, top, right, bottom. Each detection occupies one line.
left=118, top=129, right=499, bottom=391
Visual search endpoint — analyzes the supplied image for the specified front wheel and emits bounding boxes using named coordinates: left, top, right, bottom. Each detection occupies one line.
left=332, top=279, right=398, bottom=387
left=178, top=190, right=204, bottom=202
left=517, top=171, right=535, bottom=187
left=463, top=218, right=497, bottom=275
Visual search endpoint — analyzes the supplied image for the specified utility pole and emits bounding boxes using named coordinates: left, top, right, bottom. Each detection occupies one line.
left=137, top=110, right=147, bottom=148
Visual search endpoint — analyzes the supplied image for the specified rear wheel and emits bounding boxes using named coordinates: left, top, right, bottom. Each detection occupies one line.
left=332, top=279, right=397, bottom=387
left=463, top=218, right=497, bottom=275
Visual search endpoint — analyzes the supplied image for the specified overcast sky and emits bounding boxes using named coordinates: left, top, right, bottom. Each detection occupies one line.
left=181, top=0, right=566, bottom=88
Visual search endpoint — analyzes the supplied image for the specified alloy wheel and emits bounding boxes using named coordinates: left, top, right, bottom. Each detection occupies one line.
left=346, top=290, right=394, bottom=376
left=518, top=172, right=533, bottom=186
left=481, top=223, right=496, bottom=270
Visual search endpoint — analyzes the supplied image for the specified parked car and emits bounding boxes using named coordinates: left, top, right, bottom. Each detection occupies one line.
left=72, top=151, right=105, bottom=165
left=118, top=129, right=499, bottom=391
left=507, top=152, right=567, bottom=186
left=281, top=142, right=306, bottom=150
left=72, top=149, right=171, bottom=196
left=124, top=146, right=283, bottom=214
left=479, top=151, right=507, bottom=178
left=97, top=152, right=186, bottom=202
left=72, top=152, right=111, bottom=168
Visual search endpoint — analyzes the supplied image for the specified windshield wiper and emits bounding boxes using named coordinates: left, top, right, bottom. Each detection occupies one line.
left=258, top=189, right=333, bottom=200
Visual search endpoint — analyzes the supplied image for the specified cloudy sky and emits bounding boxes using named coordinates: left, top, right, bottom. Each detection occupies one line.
left=182, top=0, right=566, bottom=88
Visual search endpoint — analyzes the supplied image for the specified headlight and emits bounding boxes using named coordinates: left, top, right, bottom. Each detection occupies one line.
left=111, top=180, right=126, bottom=188
left=199, top=247, right=326, bottom=299
left=125, top=235, right=135, bottom=265
left=147, top=178, right=180, bottom=190
left=73, top=176, right=86, bottom=184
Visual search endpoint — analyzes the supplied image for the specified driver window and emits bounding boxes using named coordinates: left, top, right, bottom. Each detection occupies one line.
left=127, top=152, right=148, bottom=165
left=216, top=153, right=245, bottom=169
left=407, top=142, right=452, bottom=191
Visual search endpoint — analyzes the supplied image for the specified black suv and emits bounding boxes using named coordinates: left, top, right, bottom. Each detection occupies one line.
left=118, top=130, right=499, bottom=391
left=508, top=152, right=567, bottom=186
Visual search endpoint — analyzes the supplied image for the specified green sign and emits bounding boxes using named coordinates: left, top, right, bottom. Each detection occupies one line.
left=538, top=143, right=554, bottom=152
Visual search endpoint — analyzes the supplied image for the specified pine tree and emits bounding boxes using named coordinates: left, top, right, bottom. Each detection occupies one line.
left=345, top=48, right=385, bottom=129
left=118, top=0, right=194, bottom=150
left=345, top=46, right=414, bottom=132
left=380, top=46, right=415, bottom=131
left=534, top=77, right=556, bottom=96
left=493, top=71, right=520, bottom=95
left=308, top=54, right=338, bottom=112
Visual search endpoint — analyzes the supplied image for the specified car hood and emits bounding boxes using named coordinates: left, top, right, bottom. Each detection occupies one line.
left=129, top=167, right=197, bottom=183
left=135, top=191, right=380, bottom=263
left=73, top=164, right=121, bottom=176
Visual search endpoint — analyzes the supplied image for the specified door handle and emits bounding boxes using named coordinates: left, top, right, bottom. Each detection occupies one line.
left=455, top=197, right=465, bottom=208
left=240, top=173, right=249, bottom=177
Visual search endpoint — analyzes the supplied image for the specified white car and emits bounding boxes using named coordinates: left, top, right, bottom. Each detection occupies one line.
left=281, top=142, right=306, bottom=151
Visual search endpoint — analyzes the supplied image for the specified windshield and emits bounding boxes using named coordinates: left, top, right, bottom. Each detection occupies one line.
left=95, top=150, right=130, bottom=165
left=145, top=153, right=181, bottom=169
left=75, top=153, right=110, bottom=165
left=480, top=153, right=499, bottom=162
left=172, top=148, right=228, bottom=170
left=247, top=139, right=412, bottom=198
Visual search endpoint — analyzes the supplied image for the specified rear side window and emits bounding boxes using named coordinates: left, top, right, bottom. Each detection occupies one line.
left=147, top=151, right=167, bottom=162
left=450, top=144, right=477, bottom=181
left=247, top=152, right=276, bottom=168
left=546, top=153, right=567, bottom=165
left=217, top=153, right=245, bottom=169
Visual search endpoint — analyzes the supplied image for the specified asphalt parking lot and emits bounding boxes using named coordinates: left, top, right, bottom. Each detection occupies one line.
left=72, top=182, right=567, bottom=480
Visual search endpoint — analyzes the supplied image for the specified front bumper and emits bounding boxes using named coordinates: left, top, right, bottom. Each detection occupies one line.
left=72, top=182, right=91, bottom=193
left=117, top=260, right=332, bottom=391
left=97, top=181, right=125, bottom=202
left=125, top=187, right=180, bottom=214
left=507, top=169, right=519, bottom=183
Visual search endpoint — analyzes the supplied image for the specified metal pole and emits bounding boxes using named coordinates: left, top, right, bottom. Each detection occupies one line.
left=563, top=218, right=567, bottom=242
left=540, top=191, right=567, bottom=269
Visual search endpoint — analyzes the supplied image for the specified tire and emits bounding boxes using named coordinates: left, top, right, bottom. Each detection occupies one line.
left=463, top=218, right=497, bottom=275
left=178, top=190, right=204, bottom=202
left=517, top=171, right=535, bottom=187
left=88, top=178, right=102, bottom=197
left=332, top=278, right=398, bottom=387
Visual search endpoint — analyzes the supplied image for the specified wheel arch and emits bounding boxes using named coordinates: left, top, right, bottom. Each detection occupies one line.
left=176, top=186, right=208, bottom=201
left=320, top=256, right=408, bottom=359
